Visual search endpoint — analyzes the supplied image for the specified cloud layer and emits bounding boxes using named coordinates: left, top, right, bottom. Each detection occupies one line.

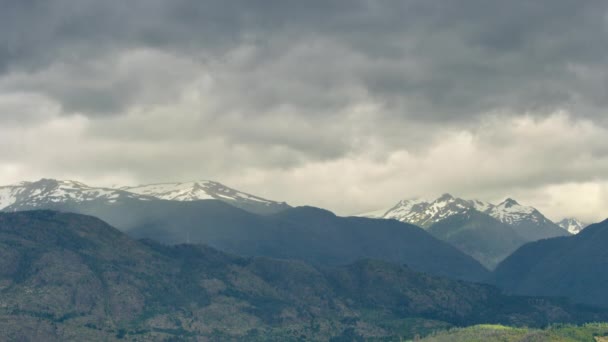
left=1, top=0, right=608, bottom=221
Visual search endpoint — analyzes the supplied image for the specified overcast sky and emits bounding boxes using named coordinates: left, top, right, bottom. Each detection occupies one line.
left=1, top=0, right=608, bottom=221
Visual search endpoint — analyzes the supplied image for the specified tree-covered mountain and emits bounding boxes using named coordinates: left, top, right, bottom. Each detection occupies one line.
left=4, top=197, right=489, bottom=281
left=1, top=211, right=606, bottom=341
left=492, top=219, right=608, bottom=308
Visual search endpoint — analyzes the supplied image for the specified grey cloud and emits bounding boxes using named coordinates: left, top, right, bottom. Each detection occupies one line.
left=1, top=0, right=607, bottom=119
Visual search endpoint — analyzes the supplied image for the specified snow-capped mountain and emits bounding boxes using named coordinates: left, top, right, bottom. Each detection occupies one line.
left=557, top=218, right=588, bottom=234
left=379, top=194, right=492, bottom=228
left=360, top=194, right=570, bottom=268
left=121, top=181, right=290, bottom=214
left=365, top=194, right=494, bottom=228
left=362, top=194, right=568, bottom=236
left=0, top=179, right=289, bottom=215
left=488, top=198, right=554, bottom=227
left=123, top=181, right=267, bottom=203
left=0, top=179, right=148, bottom=211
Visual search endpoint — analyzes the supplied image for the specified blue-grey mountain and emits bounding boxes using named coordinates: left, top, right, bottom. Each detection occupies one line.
left=1, top=211, right=605, bottom=341
left=493, top=219, right=608, bottom=308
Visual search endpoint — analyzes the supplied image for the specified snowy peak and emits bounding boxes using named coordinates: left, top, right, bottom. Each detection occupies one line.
left=380, top=194, right=492, bottom=228
left=363, top=194, right=563, bottom=233
left=122, top=180, right=286, bottom=208
left=500, top=198, right=520, bottom=207
left=122, top=181, right=219, bottom=201
left=488, top=198, right=536, bottom=224
left=557, top=218, right=588, bottom=234
left=437, top=193, right=455, bottom=201
left=489, top=198, right=542, bottom=226
left=382, top=198, right=429, bottom=224
left=0, top=179, right=147, bottom=211
left=0, top=178, right=289, bottom=215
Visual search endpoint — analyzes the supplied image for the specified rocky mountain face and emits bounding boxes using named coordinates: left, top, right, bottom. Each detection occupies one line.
left=0, top=178, right=289, bottom=215
left=365, top=194, right=564, bottom=234
left=492, top=218, right=608, bottom=308
left=1, top=211, right=605, bottom=341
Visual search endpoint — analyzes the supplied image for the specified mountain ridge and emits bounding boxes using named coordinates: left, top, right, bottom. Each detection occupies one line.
left=360, top=194, right=567, bottom=234
left=34, top=197, right=491, bottom=281
left=0, top=178, right=289, bottom=215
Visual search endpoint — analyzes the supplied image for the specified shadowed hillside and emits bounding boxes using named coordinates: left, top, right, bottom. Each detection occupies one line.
left=493, top=219, right=608, bottom=308
left=1, top=211, right=606, bottom=341
left=4, top=199, right=490, bottom=282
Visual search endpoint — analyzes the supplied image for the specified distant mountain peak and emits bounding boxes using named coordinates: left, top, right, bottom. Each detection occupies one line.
left=376, top=194, right=493, bottom=228
left=557, top=217, right=588, bottom=235
left=500, top=198, right=520, bottom=207
left=362, top=194, right=566, bottom=236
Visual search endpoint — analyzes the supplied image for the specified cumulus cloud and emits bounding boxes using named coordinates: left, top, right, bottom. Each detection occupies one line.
left=1, top=0, right=608, bottom=221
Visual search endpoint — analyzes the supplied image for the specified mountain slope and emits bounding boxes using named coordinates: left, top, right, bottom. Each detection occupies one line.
left=9, top=197, right=489, bottom=281
left=1, top=211, right=606, bottom=341
left=0, top=178, right=289, bottom=215
left=492, top=218, right=608, bottom=308
left=428, top=210, right=527, bottom=269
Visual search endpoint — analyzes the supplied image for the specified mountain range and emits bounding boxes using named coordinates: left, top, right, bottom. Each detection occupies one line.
left=0, top=179, right=290, bottom=215
left=0, top=179, right=489, bottom=281
left=361, top=194, right=572, bottom=268
left=363, top=193, right=566, bottom=236
left=1, top=178, right=608, bottom=339
left=0, top=179, right=594, bottom=271
left=0, top=178, right=600, bottom=274
left=1, top=210, right=606, bottom=341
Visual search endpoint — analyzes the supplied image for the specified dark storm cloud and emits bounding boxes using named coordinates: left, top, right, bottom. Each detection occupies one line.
left=0, top=0, right=607, bottom=118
